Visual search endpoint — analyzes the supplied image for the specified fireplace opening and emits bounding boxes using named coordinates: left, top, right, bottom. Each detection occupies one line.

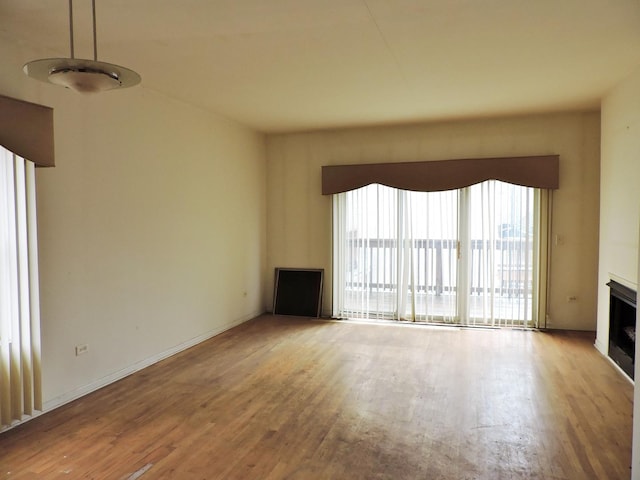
left=607, top=280, right=636, bottom=379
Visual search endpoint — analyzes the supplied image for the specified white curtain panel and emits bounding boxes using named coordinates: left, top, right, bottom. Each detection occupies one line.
left=333, top=181, right=542, bottom=327
left=0, top=146, right=42, bottom=429
left=466, top=181, right=537, bottom=327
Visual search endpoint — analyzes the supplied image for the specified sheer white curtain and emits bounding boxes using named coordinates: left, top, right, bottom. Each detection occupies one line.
left=333, top=181, right=543, bottom=327
left=333, top=184, right=399, bottom=320
left=0, top=145, right=42, bottom=429
left=333, top=184, right=458, bottom=323
left=465, top=181, right=538, bottom=327
left=401, top=188, right=459, bottom=322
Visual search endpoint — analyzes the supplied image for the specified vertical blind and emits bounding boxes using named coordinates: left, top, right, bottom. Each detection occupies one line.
left=333, top=181, right=544, bottom=327
left=0, top=145, right=42, bottom=429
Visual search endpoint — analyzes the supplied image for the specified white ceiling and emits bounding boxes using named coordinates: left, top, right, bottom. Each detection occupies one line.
left=3, top=0, right=640, bottom=133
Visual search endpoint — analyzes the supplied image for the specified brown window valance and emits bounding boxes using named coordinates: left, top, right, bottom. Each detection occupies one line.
left=0, top=94, right=54, bottom=167
left=322, top=155, right=559, bottom=195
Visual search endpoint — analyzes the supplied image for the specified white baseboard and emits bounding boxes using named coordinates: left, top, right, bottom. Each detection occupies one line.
left=594, top=338, right=608, bottom=355
left=1, top=311, right=263, bottom=433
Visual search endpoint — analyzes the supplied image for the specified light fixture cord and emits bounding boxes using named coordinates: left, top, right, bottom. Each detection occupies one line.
left=68, top=0, right=75, bottom=58
left=92, top=0, right=97, bottom=61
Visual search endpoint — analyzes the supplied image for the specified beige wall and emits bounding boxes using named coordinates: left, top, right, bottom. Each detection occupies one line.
left=0, top=40, right=267, bottom=410
left=267, top=113, right=600, bottom=330
left=597, top=66, right=640, bottom=352
left=598, top=64, right=640, bottom=479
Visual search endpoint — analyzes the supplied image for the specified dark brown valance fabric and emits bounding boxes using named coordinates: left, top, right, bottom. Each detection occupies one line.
left=322, top=155, right=559, bottom=195
left=0, top=94, right=54, bottom=167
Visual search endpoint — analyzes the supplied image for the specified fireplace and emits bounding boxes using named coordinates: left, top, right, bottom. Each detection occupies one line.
left=607, top=280, right=636, bottom=379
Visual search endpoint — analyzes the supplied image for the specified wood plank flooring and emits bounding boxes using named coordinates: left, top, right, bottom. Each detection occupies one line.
left=0, top=315, right=633, bottom=479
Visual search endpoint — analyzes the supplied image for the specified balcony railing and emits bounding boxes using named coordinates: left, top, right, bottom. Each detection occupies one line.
left=344, top=237, right=532, bottom=298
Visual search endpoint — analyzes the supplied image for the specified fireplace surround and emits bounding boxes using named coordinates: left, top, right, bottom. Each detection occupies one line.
left=607, top=280, right=636, bottom=379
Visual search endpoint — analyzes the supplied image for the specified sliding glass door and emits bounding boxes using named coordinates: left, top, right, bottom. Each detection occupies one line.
left=333, top=180, right=541, bottom=327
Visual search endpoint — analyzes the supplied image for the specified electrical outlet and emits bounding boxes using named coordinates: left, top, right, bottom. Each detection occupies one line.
left=75, top=344, right=88, bottom=356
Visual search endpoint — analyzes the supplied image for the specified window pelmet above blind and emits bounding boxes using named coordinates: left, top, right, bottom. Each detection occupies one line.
left=321, top=155, right=559, bottom=195
left=0, top=95, right=54, bottom=168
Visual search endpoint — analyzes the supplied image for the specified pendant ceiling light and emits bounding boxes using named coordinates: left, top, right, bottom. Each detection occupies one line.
left=23, top=0, right=140, bottom=93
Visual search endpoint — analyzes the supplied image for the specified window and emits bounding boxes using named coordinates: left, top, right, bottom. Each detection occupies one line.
left=0, top=145, right=42, bottom=429
left=333, top=180, right=547, bottom=327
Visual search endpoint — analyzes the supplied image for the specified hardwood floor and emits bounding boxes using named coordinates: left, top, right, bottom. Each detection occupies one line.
left=0, top=315, right=633, bottom=479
